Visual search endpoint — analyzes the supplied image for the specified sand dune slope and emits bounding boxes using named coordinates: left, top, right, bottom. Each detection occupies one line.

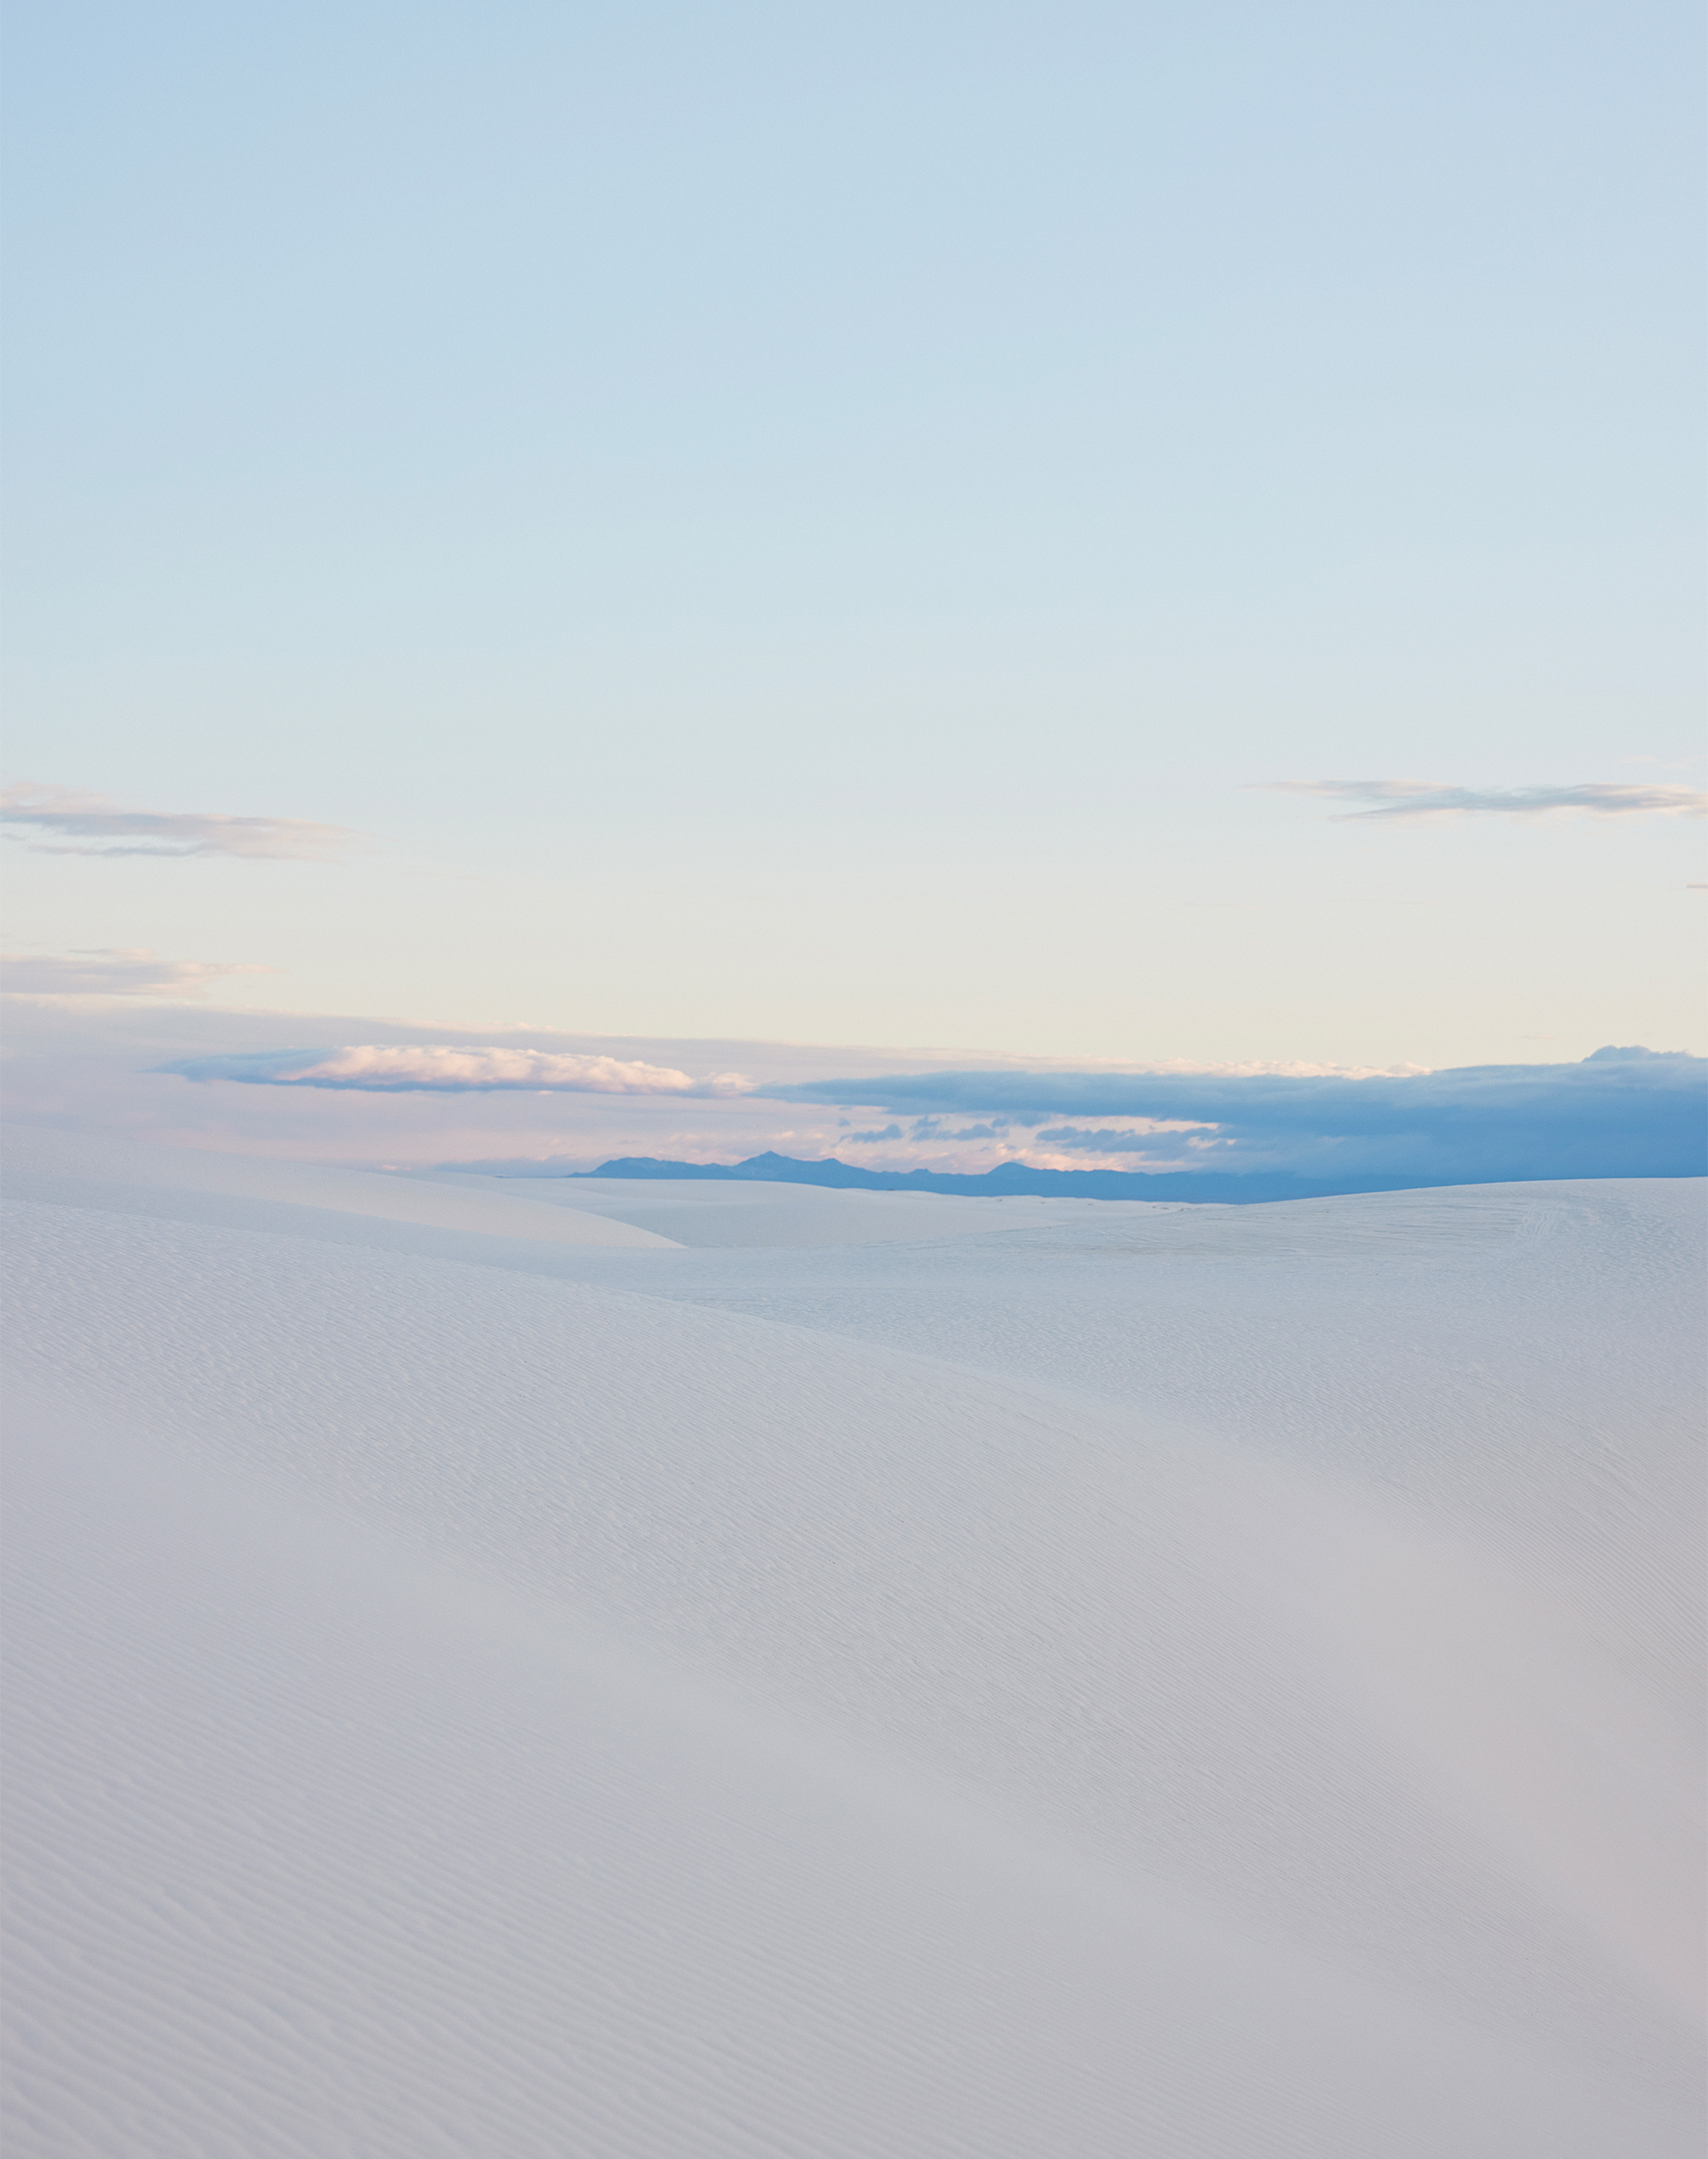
left=5, top=1128, right=680, bottom=1246
left=2, top=1151, right=1702, bottom=2156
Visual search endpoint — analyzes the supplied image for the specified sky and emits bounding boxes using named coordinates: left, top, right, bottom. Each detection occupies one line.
left=2, top=2, right=1704, bottom=1178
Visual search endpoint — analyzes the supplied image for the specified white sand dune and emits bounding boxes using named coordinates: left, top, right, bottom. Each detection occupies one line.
left=7, top=1129, right=680, bottom=1247
left=423, top=1166, right=1166, bottom=1248
left=2, top=1132, right=1702, bottom=2155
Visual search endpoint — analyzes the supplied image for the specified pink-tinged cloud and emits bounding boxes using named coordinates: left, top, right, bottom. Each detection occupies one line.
left=172, top=1045, right=754, bottom=1095
left=0, top=948, right=277, bottom=998
left=1262, top=780, right=1706, bottom=819
left=0, top=782, right=369, bottom=860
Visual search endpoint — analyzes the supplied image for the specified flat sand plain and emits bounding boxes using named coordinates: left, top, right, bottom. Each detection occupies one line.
left=4, top=1129, right=1703, bottom=2156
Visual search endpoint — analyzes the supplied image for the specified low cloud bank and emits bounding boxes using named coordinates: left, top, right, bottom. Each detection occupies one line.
left=768, top=1049, right=1706, bottom=1185
left=151, top=1035, right=1705, bottom=1193
left=1263, top=780, right=1706, bottom=819
left=168, top=1045, right=753, bottom=1096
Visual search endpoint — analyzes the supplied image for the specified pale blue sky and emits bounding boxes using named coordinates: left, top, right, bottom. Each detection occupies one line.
left=4, top=0, right=1703, bottom=1067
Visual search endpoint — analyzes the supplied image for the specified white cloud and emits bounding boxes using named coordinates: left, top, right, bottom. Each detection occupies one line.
left=0, top=948, right=276, bottom=998
left=0, top=782, right=369, bottom=859
left=1262, top=780, right=1707, bottom=819
left=179, top=1045, right=754, bottom=1095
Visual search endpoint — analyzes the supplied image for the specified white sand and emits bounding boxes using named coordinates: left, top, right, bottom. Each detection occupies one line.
left=3, top=1129, right=1702, bottom=2155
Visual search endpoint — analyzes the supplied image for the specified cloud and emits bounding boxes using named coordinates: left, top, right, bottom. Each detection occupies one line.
left=167, top=1045, right=754, bottom=1096
left=0, top=782, right=369, bottom=859
left=768, top=1049, right=1707, bottom=1183
left=1262, top=780, right=1707, bottom=819
left=1030, top=1124, right=1227, bottom=1158
left=839, top=1114, right=1213, bottom=1156
left=0, top=948, right=277, bottom=998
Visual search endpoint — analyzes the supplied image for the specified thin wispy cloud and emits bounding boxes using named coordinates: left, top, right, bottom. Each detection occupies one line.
left=1029, top=1124, right=1229, bottom=1159
left=169, top=1045, right=754, bottom=1096
left=1262, top=781, right=1707, bottom=819
left=0, top=782, right=370, bottom=860
left=0, top=948, right=276, bottom=998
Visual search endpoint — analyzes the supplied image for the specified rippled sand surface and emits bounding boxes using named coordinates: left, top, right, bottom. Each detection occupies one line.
left=4, top=1130, right=1702, bottom=2157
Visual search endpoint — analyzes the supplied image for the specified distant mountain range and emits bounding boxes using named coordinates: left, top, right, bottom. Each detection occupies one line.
left=574, top=1152, right=1506, bottom=1203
